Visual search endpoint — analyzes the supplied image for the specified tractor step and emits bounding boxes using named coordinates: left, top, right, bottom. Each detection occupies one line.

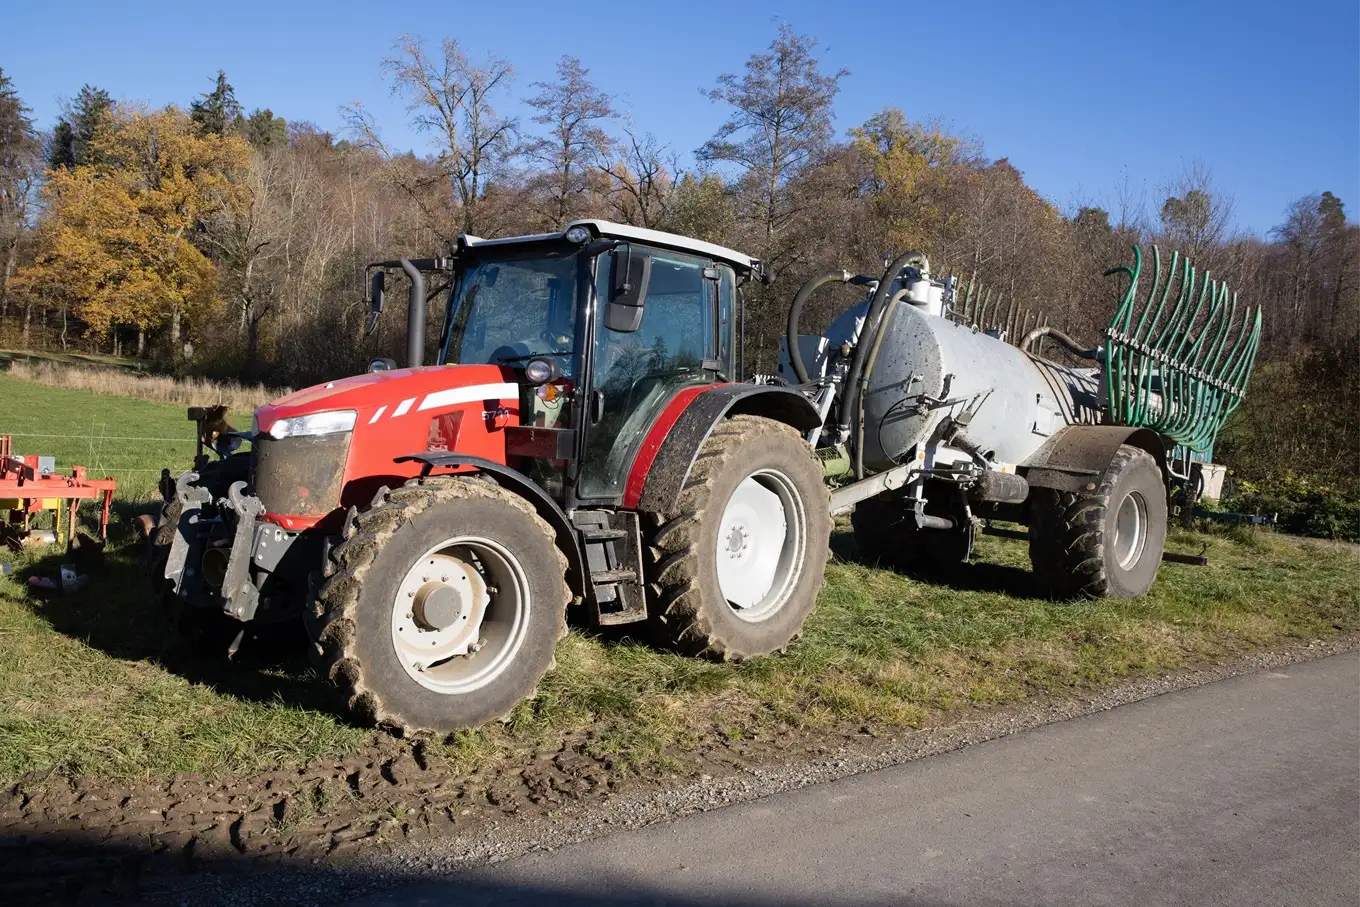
left=572, top=510, right=647, bottom=626
left=580, top=528, right=628, bottom=542
left=589, top=567, right=637, bottom=584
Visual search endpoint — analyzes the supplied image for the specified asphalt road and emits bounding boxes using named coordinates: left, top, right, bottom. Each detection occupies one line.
left=348, top=652, right=1360, bottom=906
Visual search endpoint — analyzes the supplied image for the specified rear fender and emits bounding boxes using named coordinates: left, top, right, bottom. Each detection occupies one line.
left=396, top=453, right=588, bottom=600
left=1021, top=425, right=1168, bottom=493
left=626, top=385, right=821, bottom=515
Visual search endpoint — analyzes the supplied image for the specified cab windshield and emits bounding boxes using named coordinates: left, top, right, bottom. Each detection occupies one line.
left=439, top=248, right=580, bottom=375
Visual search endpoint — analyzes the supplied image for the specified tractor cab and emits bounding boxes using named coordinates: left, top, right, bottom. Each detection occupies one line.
left=363, top=221, right=761, bottom=508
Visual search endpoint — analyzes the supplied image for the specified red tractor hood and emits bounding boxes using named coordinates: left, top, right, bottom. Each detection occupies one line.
left=255, top=364, right=519, bottom=434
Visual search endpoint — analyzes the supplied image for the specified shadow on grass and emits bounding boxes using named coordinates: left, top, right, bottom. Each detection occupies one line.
left=13, top=518, right=344, bottom=721
left=831, top=528, right=1040, bottom=598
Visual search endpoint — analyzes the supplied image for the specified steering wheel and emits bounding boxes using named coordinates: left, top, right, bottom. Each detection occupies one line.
left=539, top=329, right=572, bottom=354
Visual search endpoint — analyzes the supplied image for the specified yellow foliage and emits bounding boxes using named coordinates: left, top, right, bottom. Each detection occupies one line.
left=849, top=107, right=965, bottom=252
left=8, top=105, right=251, bottom=336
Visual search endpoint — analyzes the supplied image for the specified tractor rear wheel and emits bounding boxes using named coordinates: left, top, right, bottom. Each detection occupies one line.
left=310, top=475, right=569, bottom=732
left=645, top=415, right=831, bottom=660
left=1028, top=444, right=1167, bottom=599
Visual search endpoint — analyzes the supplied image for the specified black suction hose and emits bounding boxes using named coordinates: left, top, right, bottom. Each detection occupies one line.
left=1018, top=325, right=1098, bottom=360
left=786, top=270, right=853, bottom=384
left=836, top=250, right=929, bottom=435
left=852, top=288, right=910, bottom=479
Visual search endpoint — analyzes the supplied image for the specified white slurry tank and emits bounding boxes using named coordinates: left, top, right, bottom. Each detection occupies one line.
left=782, top=245, right=1260, bottom=600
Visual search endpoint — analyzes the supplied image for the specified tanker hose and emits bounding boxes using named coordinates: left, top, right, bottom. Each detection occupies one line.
left=1019, top=325, right=1098, bottom=360
left=787, top=270, right=853, bottom=384
left=838, top=250, right=929, bottom=446
left=853, top=288, right=910, bottom=479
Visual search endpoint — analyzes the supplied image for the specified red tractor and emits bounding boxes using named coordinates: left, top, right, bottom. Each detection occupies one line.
left=153, top=220, right=1257, bottom=733
left=152, top=221, right=832, bottom=732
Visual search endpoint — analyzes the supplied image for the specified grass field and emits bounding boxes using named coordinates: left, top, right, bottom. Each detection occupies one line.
left=1, top=372, right=1356, bottom=786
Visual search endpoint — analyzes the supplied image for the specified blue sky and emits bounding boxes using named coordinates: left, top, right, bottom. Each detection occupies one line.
left=4, top=0, right=1356, bottom=234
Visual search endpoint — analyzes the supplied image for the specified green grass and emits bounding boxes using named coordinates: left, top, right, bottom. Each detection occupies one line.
left=0, top=372, right=248, bottom=500
left=0, top=374, right=1356, bottom=785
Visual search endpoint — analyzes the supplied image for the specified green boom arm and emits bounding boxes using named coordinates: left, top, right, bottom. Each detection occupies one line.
left=1102, top=245, right=1261, bottom=452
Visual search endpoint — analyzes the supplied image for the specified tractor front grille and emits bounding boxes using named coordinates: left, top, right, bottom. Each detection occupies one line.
left=251, top=433, right=351, bottom=516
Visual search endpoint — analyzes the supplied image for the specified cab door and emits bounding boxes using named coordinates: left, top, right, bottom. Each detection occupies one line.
left=576, top=246, right=723, bottom=502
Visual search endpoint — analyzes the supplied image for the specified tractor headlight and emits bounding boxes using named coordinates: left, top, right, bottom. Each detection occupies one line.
left=523, top=358, right=559, bottom=385
left=564, top=225, right=591, bottom=244
left=267, top=410, right=357, bottom=439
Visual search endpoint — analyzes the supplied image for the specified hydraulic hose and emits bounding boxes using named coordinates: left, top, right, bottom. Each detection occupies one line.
left=1019, top=325, right=1098, bottom=360
left=837, top=250, right=929, bottom=437
left=852, top=288, right=910, bottom=479
left=786, top=270, right=852, bottom=384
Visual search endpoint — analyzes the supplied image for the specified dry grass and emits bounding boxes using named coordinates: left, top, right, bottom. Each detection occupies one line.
left=4, top=357, right=285, bottom=410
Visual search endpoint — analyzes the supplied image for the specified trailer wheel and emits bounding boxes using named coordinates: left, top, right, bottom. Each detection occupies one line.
left=310, top=475, right=569, bottom=733
left=1028, top=444, right=1167, bottom=599
left=645, top=415, right=831, bottom=659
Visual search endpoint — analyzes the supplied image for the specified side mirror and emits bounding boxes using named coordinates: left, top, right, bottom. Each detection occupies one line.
left=605, top=245, right=651, bottom=332
left=365, top=270, right=386, bottom=337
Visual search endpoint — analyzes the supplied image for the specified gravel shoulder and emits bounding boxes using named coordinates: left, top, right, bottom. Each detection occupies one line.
left=6, top=632, right=1351, bottom=906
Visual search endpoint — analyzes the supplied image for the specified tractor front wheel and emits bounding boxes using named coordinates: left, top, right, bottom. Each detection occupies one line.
left=1028, top=444, right=1167, bottom=599
left=645, top=415, right=831, bottom=660
left=310, top=476, right=569, bottom=732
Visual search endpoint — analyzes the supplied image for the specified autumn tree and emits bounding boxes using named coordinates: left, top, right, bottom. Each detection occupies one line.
left=525, top=56, right=614, bottom=228
left=9, top=105, right=251, bottom=357
left=698, top=25, right=846, bottom=254
left=0, top=68, right=41, bottom=320
left=849, top=108, right=971, bottom=253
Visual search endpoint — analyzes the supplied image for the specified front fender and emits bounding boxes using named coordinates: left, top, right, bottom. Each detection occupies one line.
left=395, top=452, right=588, bottom=600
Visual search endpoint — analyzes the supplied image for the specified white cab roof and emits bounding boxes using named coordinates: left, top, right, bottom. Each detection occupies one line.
left=460, top=220, right=760, bottom=275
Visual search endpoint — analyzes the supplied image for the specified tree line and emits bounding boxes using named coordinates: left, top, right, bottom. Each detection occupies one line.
left=0, top=26, right=1355, bottom=496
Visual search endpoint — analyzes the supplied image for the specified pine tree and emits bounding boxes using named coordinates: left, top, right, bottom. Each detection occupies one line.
left=190, top=70, right=244, bottom=136
left=48, top=84, right=112, bottom=169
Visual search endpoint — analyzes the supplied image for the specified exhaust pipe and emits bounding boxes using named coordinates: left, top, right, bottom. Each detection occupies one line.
left=399, top=258, right=425, bottom=369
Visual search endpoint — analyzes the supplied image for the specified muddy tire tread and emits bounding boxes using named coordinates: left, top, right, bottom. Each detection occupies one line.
left=644, top=415, right=830, bottom=661
left=312, top=475, right=569, bottom=732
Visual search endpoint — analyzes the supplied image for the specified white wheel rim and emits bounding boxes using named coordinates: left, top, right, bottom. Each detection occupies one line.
left=716, top=469, right=806, bottom=622
left=1113, top=491, right=1149, bottom=570
left=390, top=536, right=530, bottom=694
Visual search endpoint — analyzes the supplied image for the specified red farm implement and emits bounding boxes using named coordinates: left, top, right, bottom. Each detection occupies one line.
left=0, top=435, right=116, bottom=549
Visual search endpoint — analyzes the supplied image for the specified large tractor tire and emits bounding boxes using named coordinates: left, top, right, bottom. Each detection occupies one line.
left=850, top=494, right=972, bottom=572
left=310, top=475, right=570, bottom=732
left=645, top=415, right=831, bottom=660
left=1028, top=444, right=1167, bottom=599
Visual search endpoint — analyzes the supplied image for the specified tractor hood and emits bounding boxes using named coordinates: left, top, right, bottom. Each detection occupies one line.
left=255, top=364, right=520, bottom=436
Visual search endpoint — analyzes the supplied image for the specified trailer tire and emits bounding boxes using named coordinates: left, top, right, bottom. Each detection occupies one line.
left=1028, top=443, right=1166, bottom=599
left=644, top=415, right=831, bottom=660
left=310, top=475, right=569, bottom=733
